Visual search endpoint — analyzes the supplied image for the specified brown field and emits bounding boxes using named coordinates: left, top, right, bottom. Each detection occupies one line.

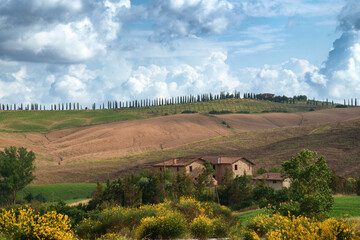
left=1, top=107, right=360, bottom=184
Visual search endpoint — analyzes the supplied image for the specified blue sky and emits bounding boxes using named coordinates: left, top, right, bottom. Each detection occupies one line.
left=0, top=0, right=359, bottom=106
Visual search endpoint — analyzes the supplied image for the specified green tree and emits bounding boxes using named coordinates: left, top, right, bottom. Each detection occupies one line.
left=0, top=146, right=36, bottom=204
left=194, top=161, right=214, bottom=201
left=281, top=149, right=333, bottom=218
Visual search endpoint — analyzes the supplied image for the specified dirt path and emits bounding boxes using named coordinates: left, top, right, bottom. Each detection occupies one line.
left=67, top=199, right=91, bottom=207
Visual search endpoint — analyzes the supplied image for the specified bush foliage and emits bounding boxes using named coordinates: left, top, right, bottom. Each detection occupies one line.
left=0, top=206, right=76, bottom=240
left=243, top=213, right=360, bottom=240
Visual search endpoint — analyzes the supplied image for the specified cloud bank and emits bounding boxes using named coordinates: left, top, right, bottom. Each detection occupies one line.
left=0, top=0, right=358, bottom=106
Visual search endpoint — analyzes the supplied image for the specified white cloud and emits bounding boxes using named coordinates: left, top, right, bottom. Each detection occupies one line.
left=235, top=43, right=275, bottom=54
left=147, top=0, right=238, bottom=42
left=240, top=0, right=343, bottom=18
left=2, top=18, right=105, bottom=63
left=338, top=0, right=360, bottom=31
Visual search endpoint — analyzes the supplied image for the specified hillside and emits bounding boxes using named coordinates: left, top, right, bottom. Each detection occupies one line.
left=0, top=99, right=331, bottom=132
left=0, top=106, right=359, bottom=184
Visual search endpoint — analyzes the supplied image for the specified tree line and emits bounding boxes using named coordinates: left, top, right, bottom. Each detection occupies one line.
left=0, top=91, right=355, bottom=111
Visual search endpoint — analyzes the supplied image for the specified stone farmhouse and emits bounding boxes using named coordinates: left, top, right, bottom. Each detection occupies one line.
left=252, top=172, right=291, bottom=190
left=152, top=156, right=255, bottom=185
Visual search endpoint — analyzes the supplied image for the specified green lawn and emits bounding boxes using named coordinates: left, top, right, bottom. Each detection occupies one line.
left=236, top=209, right=267, bottom=222
left=16, top=183, right=101, bottom=203
left=329, top=196, right=360, bottom=218
left=237, top=196, right=360, bottom=222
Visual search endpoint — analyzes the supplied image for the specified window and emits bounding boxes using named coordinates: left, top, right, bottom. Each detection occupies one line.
left=177, top=167, right=179, bottom=172
left=189, top=166, right=193, bottom=172
left=273, top=180, right=277, bottom=184
left=234, top=165, right=238, bottom=170
left=160, top=167, right=162, bottom=172
left=213, top=165, right=215, bottom=170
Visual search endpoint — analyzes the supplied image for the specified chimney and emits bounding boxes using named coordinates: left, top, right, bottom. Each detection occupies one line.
left=217, top=157, right=221, bottom=164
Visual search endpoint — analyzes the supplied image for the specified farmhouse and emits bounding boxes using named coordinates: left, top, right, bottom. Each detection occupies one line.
left=200, top=156, right=255, bottom=184
left=252, top=172, right=290, bottom=190
left=152, top=157, right=206, bottom=180
left=152, top=156, right=255, bottom=185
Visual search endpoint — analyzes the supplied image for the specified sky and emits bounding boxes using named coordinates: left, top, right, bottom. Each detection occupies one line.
left=0, top=0, right=359, bottom=106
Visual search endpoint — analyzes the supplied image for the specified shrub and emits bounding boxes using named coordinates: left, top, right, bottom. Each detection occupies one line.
left=190, top=216, right=213, bottom=240
left=202, top=201, right=233, bottom=222
left=181, top=110, right=197, bottom=114
left=96, top=233, right=123, bottom=240
left=212, top=218, right=228, bottom=238
left=176, top=197, right=205, bottom=222
left=0, top=206, right=75, bottom=240
left=244, top=213, right=359, bottom=240
left=336, top=105, right=348, bottom=108
left=136, top=211, right=186, bottom=239
left=77, top=205, right=160, bottom=239
left=208, top=110, right=233, bottom=114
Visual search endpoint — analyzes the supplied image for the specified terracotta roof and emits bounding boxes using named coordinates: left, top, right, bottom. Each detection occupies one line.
left=200, top=156, right=255, bottom=166
left=152, top=157, right=201, bottom=167
left=152, top=156, right=255, bottom=167
left=253, top=172, right=283, bottom=181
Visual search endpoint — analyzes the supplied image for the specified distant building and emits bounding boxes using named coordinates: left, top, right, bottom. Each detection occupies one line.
left=152, top=157, right=206, bottom=181
left=261, top=93, right=275, bottom=99
left=253, top=172, right=290, bottom=190
left=152, top=156, right=255, bottom=185
left=200, top=156, right=255, bottom=184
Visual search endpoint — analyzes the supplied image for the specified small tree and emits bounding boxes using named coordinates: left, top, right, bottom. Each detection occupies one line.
left=194, top=161, right=214, bottom=201
left=281, top=149, right=333, bottom=218
left=0, top=146, right=36, bottom=204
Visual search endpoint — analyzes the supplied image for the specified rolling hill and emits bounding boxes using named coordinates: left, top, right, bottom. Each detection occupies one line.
left=0, top=103, right=359, bottom=184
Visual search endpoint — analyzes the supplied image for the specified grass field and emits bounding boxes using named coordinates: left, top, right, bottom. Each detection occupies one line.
left=236, top=209, right=267, bottom=222
left=236, top=196, right=360, bottom=222
left=0, top=99, right=331, bottom=132
left=16, top=183, right=100, bottom=203
left=0, top=110, right=141, bottom=132
left=329, top=196, right=360, bottom=218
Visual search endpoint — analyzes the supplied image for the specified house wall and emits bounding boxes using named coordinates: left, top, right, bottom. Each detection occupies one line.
left=266, top=180, right=283, bottom=191
left=213, top=165, right=232, bottom=185
left=232, top=160, right=253, bottom=177
left=186, top=160, right=205, bottom=179
left=282, top=178, right=291, bottom=188
left=213, top=160, right=253, bottom=184
left=153, top=160, right=205, bottom=179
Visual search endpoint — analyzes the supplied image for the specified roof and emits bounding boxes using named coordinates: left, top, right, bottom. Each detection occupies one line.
left=253, top=172, right=283, bottom=181
left=152, top=157, right=201, bottom=167
left=200, top=156, right=255, bottom=166
left=152, top=156, right=255, bottom=167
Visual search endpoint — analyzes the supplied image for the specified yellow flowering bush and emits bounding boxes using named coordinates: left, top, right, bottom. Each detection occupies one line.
left=176, top=197, right=205, bottom=222
left=76, top=201, right=175, bottom=239
left=136, top=211, right=186, bottom=239
left=244, top=213, right=360, bottom=240
left=77, top=198, right=233, bottom=239
left=0, top=206, right=76, bottom=240
left=190, top=215, right=214, bottom=240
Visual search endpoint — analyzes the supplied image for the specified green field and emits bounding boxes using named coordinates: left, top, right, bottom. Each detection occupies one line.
left=236, top=209, right=267, bottom=222
left=16, top=183, right=100, bottom=203
left=329, top=196, right=360, bottom=218
left=0, top=110, right=141, bottom=132
left=236, top=196, right=360, bottom=222
left=0, top=99, right=331, bottom=132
